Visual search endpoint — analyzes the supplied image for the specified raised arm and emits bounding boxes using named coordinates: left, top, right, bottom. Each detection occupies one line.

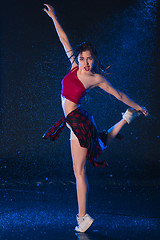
left=97, top=75, right=148, bottom=116
left=43, top=4, right=77, bottom=68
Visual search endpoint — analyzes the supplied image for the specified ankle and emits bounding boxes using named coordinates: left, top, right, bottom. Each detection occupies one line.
left=78, top=213, right=86, bottom=218
left=122, top=119, right=127, bottom=124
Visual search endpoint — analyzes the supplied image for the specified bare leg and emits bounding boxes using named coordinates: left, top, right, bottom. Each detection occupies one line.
left=107, top=119, right=127, bottom=145
left=106, top=107, right=142, bottom=145
left=69, top=113, right=131, bottom=216
left=71, top=137, right=88, bottom=217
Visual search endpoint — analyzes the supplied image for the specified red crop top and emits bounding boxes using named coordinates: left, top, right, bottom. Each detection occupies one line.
left=61, top=66, right=86, bottom=104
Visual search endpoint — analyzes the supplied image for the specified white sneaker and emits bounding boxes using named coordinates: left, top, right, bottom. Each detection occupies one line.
left=75, top=214, right=94, bottom=232
left=122, top=108, right=141, bottom=124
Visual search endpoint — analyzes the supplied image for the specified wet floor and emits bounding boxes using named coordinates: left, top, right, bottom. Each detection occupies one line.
left=0, top=177, right=160, bottom=240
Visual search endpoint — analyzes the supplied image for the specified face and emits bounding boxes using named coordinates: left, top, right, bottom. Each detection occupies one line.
left=78, top=50, right=94, bottom=72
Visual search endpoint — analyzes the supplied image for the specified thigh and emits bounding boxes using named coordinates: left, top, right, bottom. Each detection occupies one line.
left=70, top=138, right=88, bottom=172
left=66, top=123, right=78, bottom=141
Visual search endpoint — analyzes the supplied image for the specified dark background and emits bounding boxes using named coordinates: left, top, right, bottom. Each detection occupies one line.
left=1, top=0, right=160, bottom=186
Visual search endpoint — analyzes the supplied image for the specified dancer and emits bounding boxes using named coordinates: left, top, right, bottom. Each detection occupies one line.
left=42, top=4, right=148, bottom=232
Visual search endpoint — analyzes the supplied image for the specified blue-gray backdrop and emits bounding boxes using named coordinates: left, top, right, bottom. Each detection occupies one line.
left=1, top=0, right=160, bottom=185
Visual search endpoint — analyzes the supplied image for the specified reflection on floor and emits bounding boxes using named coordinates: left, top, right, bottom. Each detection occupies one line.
left=0, top=177, right=160, bottom=240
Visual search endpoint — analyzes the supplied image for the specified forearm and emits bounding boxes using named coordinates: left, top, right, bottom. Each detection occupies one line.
left=117, top=91, right=141, bottom=111
left=44, top=4, right=74, bottom=62
left=51, top=15, right=68, bottom=43
left=44, top=4, right=68, bottom=43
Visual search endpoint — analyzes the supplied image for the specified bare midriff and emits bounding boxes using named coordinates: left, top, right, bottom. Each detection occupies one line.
left=61, top=95, right=80, bottom=117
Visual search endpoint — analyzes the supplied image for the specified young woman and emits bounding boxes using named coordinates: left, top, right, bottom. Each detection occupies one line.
left=42, top=4, right=148, bottom=233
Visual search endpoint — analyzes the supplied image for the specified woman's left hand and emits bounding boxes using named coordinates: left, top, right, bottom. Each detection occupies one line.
left=137, top=106, right=149, bottom=116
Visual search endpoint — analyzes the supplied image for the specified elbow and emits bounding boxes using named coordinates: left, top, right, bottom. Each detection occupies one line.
left=116, top=91, right=123, bottom=101
left=60, top=36, right=65, bottom=43
left=60, top=34, right=68, bottom=44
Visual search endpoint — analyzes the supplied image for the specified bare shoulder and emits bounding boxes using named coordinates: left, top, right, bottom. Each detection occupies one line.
left=93, top=73, right=106, bottom=85
left=85, top=73, right=105, bottom=90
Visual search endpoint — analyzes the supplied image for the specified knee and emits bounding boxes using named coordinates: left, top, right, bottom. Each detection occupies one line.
left=73, top=165, right=86, bottom=179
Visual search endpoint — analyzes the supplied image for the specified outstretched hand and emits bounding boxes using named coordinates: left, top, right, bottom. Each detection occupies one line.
left=43, top=4, right=56, bottom=18
left=138, top=106, right=148, bottom=116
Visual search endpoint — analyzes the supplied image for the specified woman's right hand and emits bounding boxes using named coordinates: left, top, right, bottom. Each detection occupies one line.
left=43, top=4, right=56, bottom=18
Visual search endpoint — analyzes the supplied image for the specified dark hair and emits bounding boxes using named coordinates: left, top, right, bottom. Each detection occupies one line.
left=71, top=41, right=111, bottom=76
